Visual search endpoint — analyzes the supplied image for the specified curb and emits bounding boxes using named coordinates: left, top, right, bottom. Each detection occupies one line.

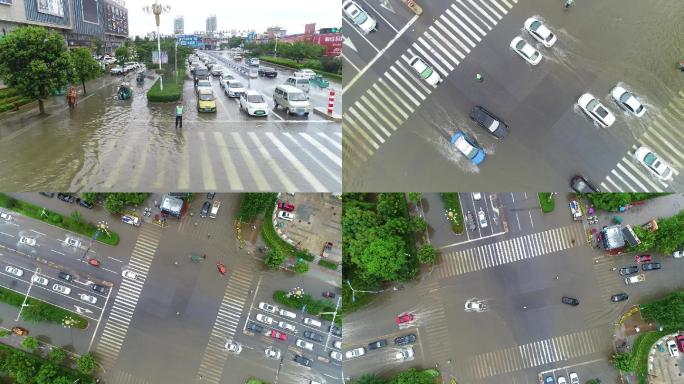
left=313, top=107, right=342, bottom=122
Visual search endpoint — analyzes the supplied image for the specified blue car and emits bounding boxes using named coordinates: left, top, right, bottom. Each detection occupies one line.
left=450, top=130, right=486, bottom=165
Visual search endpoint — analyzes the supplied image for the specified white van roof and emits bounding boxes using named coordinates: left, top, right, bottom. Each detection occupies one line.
left=276, top=84, right=304, bottom=94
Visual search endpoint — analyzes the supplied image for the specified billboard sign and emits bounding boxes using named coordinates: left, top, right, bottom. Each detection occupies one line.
left=176, top=34, right=202, bottom=48
left=152, top=51, right=169, bottom=64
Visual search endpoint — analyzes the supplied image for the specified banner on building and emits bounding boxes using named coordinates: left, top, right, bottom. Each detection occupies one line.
left=152, top=51, right=169, bottom=65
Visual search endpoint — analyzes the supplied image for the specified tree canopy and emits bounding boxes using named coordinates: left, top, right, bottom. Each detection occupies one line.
left=0, top=26, right=71, bottom=114
left=587, top=193, right=668, bottom=211
left=640, top=290, right=684, bottom=331
left=239, top=193, right=278, bottom=222
left=69, top=48, right=102, bottom=94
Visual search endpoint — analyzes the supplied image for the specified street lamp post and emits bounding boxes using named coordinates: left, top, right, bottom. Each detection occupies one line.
left=345, top=280, right=384, bottom=303
left=143, top=1, right=171, bottom=90
left=274, top=34, right=278, bottom=58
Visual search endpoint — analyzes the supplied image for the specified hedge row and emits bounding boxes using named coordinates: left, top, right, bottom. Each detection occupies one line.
left=273, top=290, right=340, bottom=325
left=261, top=200, right=316, bottom=263
left=146, top=74, right=184, bottom=102
left=318, top=259, right=338, bottom=270
left=258, top=56, right=342, bottom=81
left=0, top=193, right=120, bottom=246
left=0, top=287, right=88, bottom=329
left=440, top=193, right=464, bottom=234
left=0, top=97, right=34, bottom=113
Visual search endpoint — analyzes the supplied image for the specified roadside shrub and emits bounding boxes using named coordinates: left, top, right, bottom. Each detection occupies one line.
left=318, top=259, right=338, bottom=270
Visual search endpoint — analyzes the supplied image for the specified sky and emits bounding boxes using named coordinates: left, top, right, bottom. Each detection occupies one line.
left=128, top=0, right=341, bottom=37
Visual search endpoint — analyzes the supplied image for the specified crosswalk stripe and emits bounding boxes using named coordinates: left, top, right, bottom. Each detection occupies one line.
left=409, top=44, right=448, bottom=78
left=427, top=27, right=464, bottom=63
left=643, top=130, right=684, bottom=167
left=197, top=132, right=218, bottom=190
left=450, top=4, right=486, bottom=38
left=212, top=132, right=244, bottom=190
left=394, top=59, right=434, bottom=95
left=488, top=0, right=509, bottom=14
left=247, top=132, right=297, bottom=191
left=298, top=133, right=342, bottom=167
left=461, top=0, right=495, bottom=29
left=345, top=115, right=380, bottom=149
left=230, top=132, right=269, bottom=190
left=384, top=71, right=422, bottom=106
left=366, top=88, right=405, bottom=125
left=357, top=97, right=395, bottom=136
left=348, top=107, right=387, bottom=143
left=418, top=36, right=456, bottom=71
left=343, top=122, right=376, bottom=157
left=437, top=15, right=473, bottom=53
left=317, top=132, right=342, bottom=150
left=375, top=80, right=414, bottom=115
left=389, top=65, right=427, bottom=100
left=264, top=132, right=327, bottom=191
left=610, top=169, right=637, bottom=192
left=620, top=159, right=663, bottom=191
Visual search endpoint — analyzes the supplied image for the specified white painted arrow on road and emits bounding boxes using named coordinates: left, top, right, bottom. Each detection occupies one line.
left=74, top=305, right=93, bottom=314
left=379, top=0, right=395, bottom=13
left=343, top=37, right=358, bottom=53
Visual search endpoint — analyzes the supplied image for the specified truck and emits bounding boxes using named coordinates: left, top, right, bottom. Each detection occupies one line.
left=624, top=274, right=645, bottom=285
left=210, top=200, right=221, bottom=219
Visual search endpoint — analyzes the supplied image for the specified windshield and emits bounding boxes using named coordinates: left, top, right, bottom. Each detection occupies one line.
left=195, top=68, right=208, bottom=75
left=353, top=11, right=369, bottom=25
left=229, top=82, right=244, bottom=88
left=643, top=152, right=656, bottom=166
left=421, top=67, right=434, bottom=79
left=247, top=94, right=265, bottom=103
left=199, top=93, right=215, bottom=101
left=197, top=81, right=210, bottom=87
left=289, top=92, right=308, bottom=101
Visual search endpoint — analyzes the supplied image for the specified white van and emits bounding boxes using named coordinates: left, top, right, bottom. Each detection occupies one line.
left=303, top=317, right=322, bottom=328
left=286, top=76, right=310, bottom=93
left=273, top=85, right=311, bottom=116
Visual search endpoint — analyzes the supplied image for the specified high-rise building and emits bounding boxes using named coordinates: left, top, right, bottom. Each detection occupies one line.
left=206, top=15, right=217, bottom=36
left=174, top=16, right=184, bottom=35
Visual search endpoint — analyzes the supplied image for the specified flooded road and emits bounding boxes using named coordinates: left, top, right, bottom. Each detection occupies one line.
left=0, top=64, right=341, bottom=192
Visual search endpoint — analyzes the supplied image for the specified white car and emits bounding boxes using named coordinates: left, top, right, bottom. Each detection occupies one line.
left=334, top=340, right=342, bottom=349
left=265, top=346, right=281, bottom=360
left=279, top=309, right=297, bottom=319
left=342, top=0, right=377, bottom=34
left=121, top=215, right=140, bottom=226
left=523, top=17, right=557, bottom=47
left=294, top=69, right=317, bottom=79
left=673, top=251, right=684, bottom=258
left=296, top=339, right=314, bottom=351
left=478, top=209, right=488, bottom=228
left=79, top=293, right=97, bottom=304
left=304, top=317, right=322, bottom=327
left=345, top=347, right=365, bottom=359
left=52, top=284, right=71, bottom=295
left=5, top=266, right=24, bottom=277
left=396, top=347, right=414, bottom=360
left=259, top=302, right=277, bottom=313
left=224, top=341, right=242, bottom=354
left=577, top=93, right=615, bottom=128
left=409, top=56, right=442, bottom=86
left=569, top=373, right=579, bottom=384
left=668, top=339, right=679, bottom=357
left=634, top=146, right=673, bottom=181
left=19, top=236, right=36, bottom=247
left=110, top=66, right=124, bottom=75
left=510, top=36, right=542, bottom=65
left=278, top=321, right=296, bottom=332
left=256, top=313, right=274, bottom=325
left=611, top=85, right=646, bottom=117
left=472, top=192, right=482, bottom=201
left=66, top=238, right=81, bottom=248
left=330, top=350, right=342, bottom=361
left=122, top=270, right=137, bottom=279
left=278, top=211, right=295, bottom=221
left=225, top=80, right=245, bottom=97
left=0, top=212, right=12, bottom=221
left=31, top=275, right=49, bottom=286
left=219, top=78, right=233, bottom=89
left=557, top=377, right=567, bottom=384
left=239, top=90, right=268, bottom=117
left=464, top=300, right=485, bottom=312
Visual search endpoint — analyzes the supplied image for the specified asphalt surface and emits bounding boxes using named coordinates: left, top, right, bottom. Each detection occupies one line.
left=341, top=0, right=684, bottom=192
left=0, top=54, right=341, bottom=192
left=343, top=193, right=684, bottom=383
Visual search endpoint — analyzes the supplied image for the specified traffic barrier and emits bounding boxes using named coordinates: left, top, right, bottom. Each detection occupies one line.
left=328, top=90, right=335, bottom=115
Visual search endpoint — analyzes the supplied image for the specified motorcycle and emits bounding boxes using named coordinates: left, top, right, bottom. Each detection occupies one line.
left=402, top=0, right=423, bottom=15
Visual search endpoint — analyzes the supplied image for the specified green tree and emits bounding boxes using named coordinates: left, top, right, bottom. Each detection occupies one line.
left=611, top=352, right=635, bottom=372
left=114, top=45, right=130, bottom=67
left=353, top=236, right=406, bottom=282
left=412, top=217, right=428, bottom=233
left=640, top=291, right=684, bottom=331
left=104, top=195, right=124, bottom=214
left=390, top=369, right=434, bottom=384
left=417, top=244, right=437, bottom=264
left=21, top=336, right=39, bottom=351
left=69, top=47, right=102, bottom=94
left=47, top=346, right=66, bottom=364
left=0, top=26, right=71, bottom=115
left=265, top=248, right=285, bottom=269
left=91, top=36, right=105, bottom=56
left=4, top=351, right=38, bottom=384
left=353, top=373, right=385, bottom=384
left=35, top=362, right=59, bottom=384
left=587, top=193, right=665, bottom=211
left=376, top=193, right=405, bottom=219
left=80, top=193, right=99, bottom=204
left=382, top=217, right=410, bottom=236
left=228, top=37, right=243, bottom=48
left=51, top=378, right=75, bottom=384
left=407, top=192, right=422, bottom=205
left=76, top=353, right=97, bottom=375
left=294, top=260, right=309, bottom=274
left=239, top=193, right=277, bottom=221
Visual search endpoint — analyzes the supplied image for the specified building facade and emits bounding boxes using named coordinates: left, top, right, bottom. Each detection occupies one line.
left=0, top=0, right=128, bottom=52
left=173, top=15, right=182, bottom=34
left=205, top=14, right=215, bottom=35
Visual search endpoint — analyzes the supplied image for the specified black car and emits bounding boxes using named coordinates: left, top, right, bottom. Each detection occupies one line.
left=561, top=296, right=579, bottom=306
left=368, top=339, right=387, bottom=350
left=469, top=106, right=509, bottom=139
left=92, top=284, right=108, bottom=294
left=246, top=322, right=263, bottom=333
left=619, top=265, right=639, bottom=276
left=641, top=262, right=661, bottom=271
left=200, top=201, right=211, bottom=218
left=304, top=330, right=324, bottom=342
left=394, top=333, right=417, bottom=345
left=571, top=175, right=600, bottom=193
left=466, top=210, right=477, bottom=231
left=329, top=325, right=342, bottom=337
left=293, top=354, right=312, bottom=367
left=258, top=67, right=278, bottom=78
left=57, top=193, right=75, bottom=203
left=207, top=192, right=216, bottom=200
left=611, top=293, right=629, bottom=302
left=77, top=199, right=94, bottom=209
left=58, top=271, right=73, bottom=282
left=39, top=192, right=54, bottom=198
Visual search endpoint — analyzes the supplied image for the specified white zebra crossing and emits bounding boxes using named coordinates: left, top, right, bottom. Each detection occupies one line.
left=343, top=0, right=519, bottom=169
left=600, top=92, right=684, bottom=192
left=463, top=326, right=609, bottom=379
left=196, top=263, right=255, bottom=383
left=106, top=369, right=152, bottom=384
left=95, top=226, right=161, bottom=370
left=437, top=224, right=585, bottom=279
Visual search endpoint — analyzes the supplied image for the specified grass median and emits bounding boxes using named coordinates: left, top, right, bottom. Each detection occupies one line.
left=538, top=192, right=556, bottom=213
left=273, top=290, right=340, bottom=325
left=0, top=286, right=88, bottom=329
left=440, top=193, right=463, bottom=234
left=0, top=193, right=119, bottom=246
left=147, top=73, right=184, bottom=102
left=633, top=331, right=667, bottom=384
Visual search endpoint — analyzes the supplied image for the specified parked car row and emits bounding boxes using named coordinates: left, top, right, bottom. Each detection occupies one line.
left=3, top=265, right=106, bottom=302
left=110, top=62, right=144, bottom=75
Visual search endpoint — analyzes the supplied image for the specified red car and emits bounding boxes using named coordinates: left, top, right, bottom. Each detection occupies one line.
left=216, top=263, right=227, bottom=275
left=270, top=330, right=287, bottom=341
left=676, top=335, right=684, bottom=352
left=278, top=202, right=295, bottom=212
left=635, top=254, right=652, bottom=263
left=87, top=258, right=100, bottom=267
left=395, top=313, right=415, bottom=325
